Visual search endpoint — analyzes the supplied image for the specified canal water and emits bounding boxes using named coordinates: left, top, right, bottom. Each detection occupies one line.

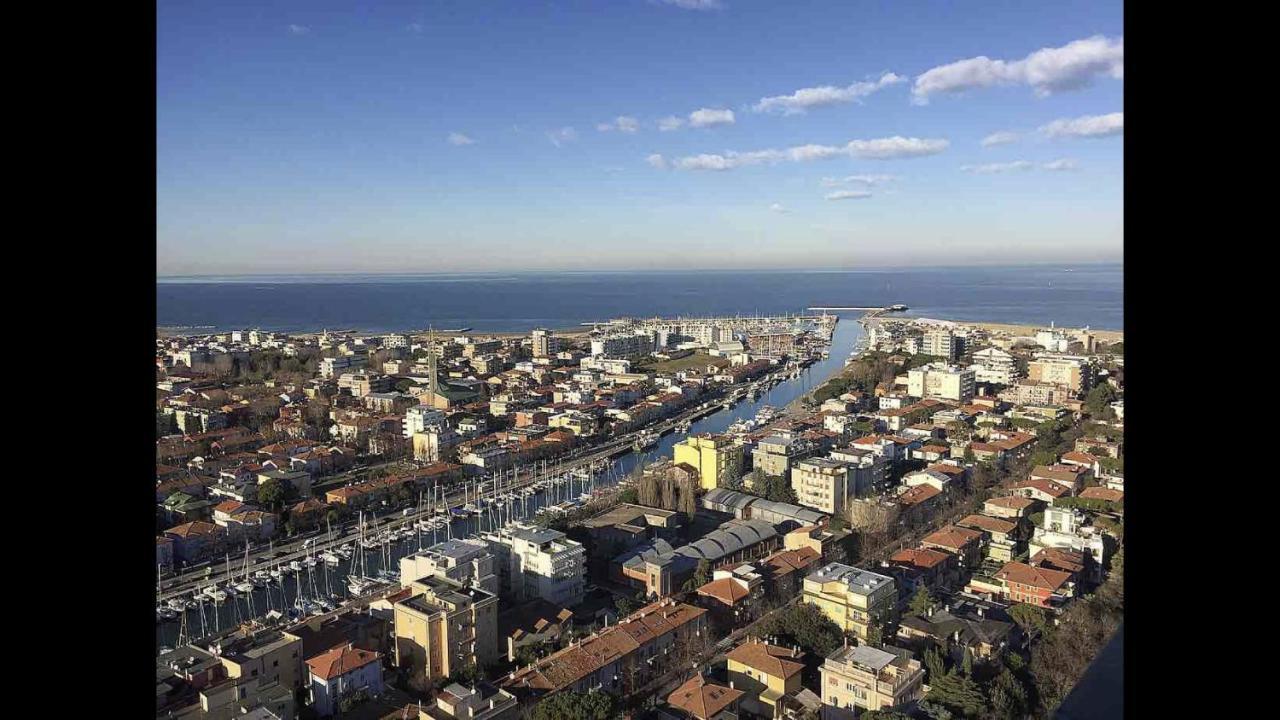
left=156, top=314, right=865, bottom=652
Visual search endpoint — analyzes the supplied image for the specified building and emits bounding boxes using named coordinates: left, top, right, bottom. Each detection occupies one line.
left=500, top=599, right=709, bottom=700
left=400, top=538, right=500, bottom=595
left=969, top=347, right=1019, bottom=386
left=701, top=488, right=827, bottom=529
left=424, top=682, right=521, bottom=720
left=998, top=380, right=1072, bottom=407
left=990, top=561, right=1076, bottom=609
left=790, top=458, right=852, bottom=516
left=480, top=523, right=586, bottom=607
left=615, top=519, right=780, bottom=597
left=1028, top=357, right=1094, bottom=394
left=820, top=645, right=926, bottom=713
left=802, top=563, right=897, bottom=643
left=696, top=564, right=766, bottom=632
left=591, top=332, right=654, bottom=359
left=392, top=576, right=500, bottom=682
left=403, top=405, right=448, bottom=438
left=319, top=354, right=367, bottom=379
left=665, top=674, right=745, bottom=720
left=956, top=514, right=1022, bottom=563
left=920, top=525, right=985, bottom=570
left=531, top=328, right=561, bottom=358
left=725, top=640, right=805, bottom=719
left=212, top=630, right=306, bottom=694
left=305, top=644, right=384, bottom=717
left=1029, top=507, right=1107, bottom=584
left=674, top=435, right=744, bottom=491
left=907, top=364, right=976, bottom=403
left=922, top=328, right=963, bottom=362
left=752, top=435, right=808, bottom=478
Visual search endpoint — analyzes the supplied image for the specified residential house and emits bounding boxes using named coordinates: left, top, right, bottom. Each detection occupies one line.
left=920, top=526, right=984, bottom=571
left=696, top=564, right=766, bottom=632
left=802, top=563, right=897, bottom=643
left=819, top=645, right=925, bottom=714
left=305, top=644, right=385, bottom=717
left=726, top=640, right=805, bottom=719
left=665, top=674, right=744, bottom=720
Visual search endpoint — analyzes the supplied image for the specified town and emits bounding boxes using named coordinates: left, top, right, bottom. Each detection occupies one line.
left=155, top=311, right=1124, bottom=720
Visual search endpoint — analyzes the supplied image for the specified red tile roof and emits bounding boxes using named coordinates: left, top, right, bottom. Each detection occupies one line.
left=726, top=641, right=804, bottom=679
left=667, top=674, right=744, bottom=720
left=995, top=561, right=1072, bottom=592
left=921, top=525, right=983, bottom=550
left=305, top=644, right=380, bottom=681
left=1079, top=487, right=1124, bottom=502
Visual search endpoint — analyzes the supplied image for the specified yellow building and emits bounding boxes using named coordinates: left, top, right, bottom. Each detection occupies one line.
left=215, top=630, right=306, bottom=693
left=674, top=434, right=742, bottom=491
left=393, top=576, right=499, bottom=682
left=725, top=640, right=805, bottom=718
left=802, top=563, right=897, bottom=643
left=820, top=645, right=925, bottom=713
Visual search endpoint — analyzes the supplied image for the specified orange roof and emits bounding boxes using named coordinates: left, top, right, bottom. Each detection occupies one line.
left=726, top=641, right=804, bottom=679
left=1012, top=478, right=1069, bottom=498
left=1060, top=451, right=1098, bottom=465
left=1030, top=547, right=1086, bottom=574
left=995, top=561, right=1072, bottom=592
left=697, top=578, right=752, bottom=606
left=921, top=525, right=983, bottom=550
left=305, top=644, right=380, bottom=681
left=212, top=500, right=244, bottom=515
left=1079, top=486, right=1123, bottom=502
left=985, top=495, right=1037, bottom=510
left=956, top=514, right=1017, bottom=535
left=667, top=674, right=744, bottom=720
left=926, top=463, right=966, bottom=477
left=890, top=547, right=952, bottom=570
left=898, top=484, right=942, bottom=507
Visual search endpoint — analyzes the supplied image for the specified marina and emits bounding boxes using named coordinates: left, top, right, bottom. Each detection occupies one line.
left=155, top=312, right=865, bottom=652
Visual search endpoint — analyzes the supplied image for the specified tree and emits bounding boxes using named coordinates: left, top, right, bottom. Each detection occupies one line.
left=1084, top=383, right=1119, bottom=416
left=923, top=646, right=948, bottom=682
left=909, top=586, right=937, bottom=616
left=989, top=667, right=1029, bottom=720
left=258, top=478, right=286, bottom=511
left=924, top=671, right=987, bottom=718
left=861, top=712, right=912, bottom=720
left=682, top=559, right=712, bottom=592
left=754, top=602, right=845, bottom=657
left=960, top=647, right=973, bottom=676
left=1008, top=603, right=1048, bottom=640
left=447, top=660, right=480, bottom=687
left=615, top=595, right=634, bottom=617
left=530, top=691, right=618, bottom=720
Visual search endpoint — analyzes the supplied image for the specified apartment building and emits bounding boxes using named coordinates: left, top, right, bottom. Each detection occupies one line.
left=969, top=347, right=1019, bottom=386
left=338, top=372, right=393, bottom=397
left=802, top=563, right=897, bottom=643
left=1028, top=357, right=1094, bottom=394
left=530, top=328, right=561, bottom=358
left=305, top=645, right=384, bottom=717
left=752, top=435, right=809, bottom=478
left=790, top=458, right=851, bottom=516
left=403, top=405, right=448, bottom=438
left=400, top=538, right=501, bottom=595
left=393, top=576, right=500, bottom=682
left=500, top=599, right=708, bottom=700
left=425, top=683, right=521, bottom=720
left=320, top=354, right=368, bottom=379
left=906, top=364, right=976, bottom=402
left=921, top=328, right=964, bottom=362
left=675, top=434, right=744, bottom=491
left=590, top=332, right=655, bottom=359
left=480, top=523, right=586, bottom=607
left=212, top=630, right=306, bottom=693
left=820, top=645, right=925, bottom=713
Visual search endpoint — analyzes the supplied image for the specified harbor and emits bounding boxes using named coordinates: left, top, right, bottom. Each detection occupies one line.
left=155, top=312, right=866, bottom=653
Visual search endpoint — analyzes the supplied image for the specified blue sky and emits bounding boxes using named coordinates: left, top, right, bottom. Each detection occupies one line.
left=157, top=0, right=1124, bottom=275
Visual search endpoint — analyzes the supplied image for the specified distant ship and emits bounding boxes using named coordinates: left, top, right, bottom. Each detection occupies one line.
left=888, top=304, right=908, bottom=312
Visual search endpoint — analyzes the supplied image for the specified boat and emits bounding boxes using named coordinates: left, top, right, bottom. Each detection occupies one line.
left=289, top=560, right=303, bottom=572
left=347, top=575, right=378, bottom=596
left=235, top=581, right=255, bottom=594
left=321, top=551, right=341, bottom=565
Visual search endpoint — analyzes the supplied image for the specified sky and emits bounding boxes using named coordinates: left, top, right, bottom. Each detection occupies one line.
left=157, top=0, right=1124, bottom=275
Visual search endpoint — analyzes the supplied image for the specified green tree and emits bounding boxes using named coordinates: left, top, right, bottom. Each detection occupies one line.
left=258, top=478, right=286, bottom=511
left=1084, top=383, right=1119, bottom=416
left=924, top=646, right=948, bottom=683
left=447, top=661, right=480, bottom=687
left=614, top=595, right=634, bottom=617
left=989, top=667, right=1029, bottom=720
left=530, top=691, right=619, bottom=720
left=909, top=586, right=937, bottom=616
left=924, top=671, right=987, bottom=718
left=960, top=647, right=973, bottom=676
left=754, top=602, right=845, bottom=657
left=1008, top=603, right=1048, bottom=640
left=682, top=559, right=712, bottom=592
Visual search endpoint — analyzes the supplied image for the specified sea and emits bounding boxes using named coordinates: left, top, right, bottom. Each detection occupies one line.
left=156, top=264, right=1123, bottom=334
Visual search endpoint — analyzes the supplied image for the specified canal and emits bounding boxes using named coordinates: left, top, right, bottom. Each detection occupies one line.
left=156, top=313, right=866, bottom=652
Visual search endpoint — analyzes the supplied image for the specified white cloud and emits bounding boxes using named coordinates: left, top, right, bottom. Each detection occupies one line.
left=1042, top=158, right=1080, bottom=171
left=288, top=24, right=310, bottom=35
left=981, top=131, right=1020, bottom=147
left=688, top=108, right=735, bottom=128
left=1040, top=112, right=1124, bottom=138
left=821, top=174, right=896, bottom=187
left=825, top=190, right=873, bottom=200
left=670, top=136, right=946, bottom=171
left=912, top=35, right=1123, bottom=103
left=769, top=203, right=789, bottom=214
left=547, top=127, right=578, bottom=147
left=961, top=161, right=1033, bottom=174
left=447, top=132, right=475, bottom=146
left=646, top=154, right=668, bottom=169
left=753, top=73, right=904, bottom=115
left=656, top=0, right=724, bottom=10
left=597, top=116, right=640, bottom=133
left=847, top=136, right=949, bottom=159
left=658, top=116, right=685, bottom=132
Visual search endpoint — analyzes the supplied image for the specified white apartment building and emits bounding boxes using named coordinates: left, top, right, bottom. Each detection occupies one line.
left=907, top=364, right=976, bottom=402
left=1029, top=507, right=1107, bottom=584
left=969, top=347, right=1019, bottom=386
left=320, top=354, right=368, bottom=379
left=480, top=523, right=585, bottom=607
left=400, top=538, right=500, bottom=595
left=590, top=332, right=655, bottom=359
left=922, top=329, right=963, bottom=362
left=382, top=334, right=410, bottom=349
left=531, top=328, right=561, bottom=357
